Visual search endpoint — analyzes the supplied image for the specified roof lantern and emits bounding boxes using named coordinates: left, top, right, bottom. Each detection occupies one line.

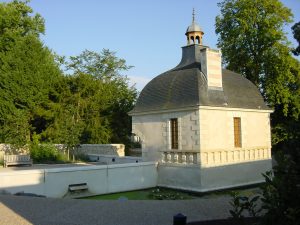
left=185, top=9, right=204, bottom=45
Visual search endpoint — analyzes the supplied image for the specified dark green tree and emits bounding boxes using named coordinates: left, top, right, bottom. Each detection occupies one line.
left=50, top=50, right=137, bottom=149
left=0, top=1, right=137, bottom=153
left=292, top=21, right=300, bottom=56
left=216, top=1, right=300, bottom=224
left=0, top=0, right=62, bottom=146
left=215, top=0, right=300, bottom=148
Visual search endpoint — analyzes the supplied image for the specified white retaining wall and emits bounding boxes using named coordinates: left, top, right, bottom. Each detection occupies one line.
left=0, top=162, right=157, bottom=198
left=88, top=154, right=142, bottom=164
left=158, top=159, right=272, bottom=192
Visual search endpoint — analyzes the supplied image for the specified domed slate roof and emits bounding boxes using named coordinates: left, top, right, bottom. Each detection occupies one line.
left=130, top=45, right=269, bottom=114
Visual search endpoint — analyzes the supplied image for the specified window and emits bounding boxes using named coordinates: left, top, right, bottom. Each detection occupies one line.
left=234, top=117, right=242, bottom=148
left=170, top=118, right=178, bottom=149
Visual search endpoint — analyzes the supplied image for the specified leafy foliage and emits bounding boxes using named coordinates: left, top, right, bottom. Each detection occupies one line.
left=0, top=0, right=62, bottom=147
left=292, top=21, right=300, bottom=56
left=229, top=191, right=260, bottom=220
left=215, top=0, right=300, bottom=152
left=229, top=152, right=300, bottom=225
left=0, top=1, right=137, bottom=159
left=58, top=50, right=137, bottom=148
left=217, top=2, right=300, bottom=224
left=260, top=153, right=300, bottom=225
left=30, top=133, right=67, bottom=163
left=148, top=187, right=190, bottom=200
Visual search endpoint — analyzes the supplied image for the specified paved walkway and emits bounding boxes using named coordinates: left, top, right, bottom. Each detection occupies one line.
left=0, top=195, right=231, bottom=225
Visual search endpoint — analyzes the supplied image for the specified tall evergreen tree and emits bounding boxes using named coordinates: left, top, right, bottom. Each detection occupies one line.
left=0, top=0, right=62, bottom=146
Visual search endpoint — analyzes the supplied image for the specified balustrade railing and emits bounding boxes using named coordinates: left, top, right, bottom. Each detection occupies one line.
left=200, top=146, right=271, bottom=167
left=160, top=146, right=271, bottom=166
left=161, top=150, right=200, bottom=164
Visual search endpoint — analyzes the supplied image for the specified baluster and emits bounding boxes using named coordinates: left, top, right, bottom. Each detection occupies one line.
left=182, top=153, right=187, bottom=164
left=161, top=152, right=166, bottom=163
left=174, top=153, right=179, bottom=163
left=187, top=153, right=193, bottom=164
left=196, top=153, right=200, bottom=164
left=166, top=153, right=172, bottom=163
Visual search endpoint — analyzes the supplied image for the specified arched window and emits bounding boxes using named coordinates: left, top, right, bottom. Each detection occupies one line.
left=190, top=35, right=195, bottom=44
left=196, top=36, right=200, bottom=44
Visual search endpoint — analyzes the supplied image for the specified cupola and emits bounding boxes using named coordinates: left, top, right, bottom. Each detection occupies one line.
left=185, top=9, right=204, bottom=45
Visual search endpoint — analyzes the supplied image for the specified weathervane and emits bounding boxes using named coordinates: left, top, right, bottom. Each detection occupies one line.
left=192, top=8, right=195, bottom=23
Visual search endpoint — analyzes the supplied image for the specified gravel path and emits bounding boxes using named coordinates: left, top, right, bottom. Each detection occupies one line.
left=0, top=195, right=232, bottom=225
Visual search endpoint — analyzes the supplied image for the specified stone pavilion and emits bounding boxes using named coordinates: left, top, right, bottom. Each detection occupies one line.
left=129, top=13, right=273, bottom=192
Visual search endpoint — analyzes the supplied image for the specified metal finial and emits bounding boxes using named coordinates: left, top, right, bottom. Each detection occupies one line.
left=192, top=8, right=195, bottom=23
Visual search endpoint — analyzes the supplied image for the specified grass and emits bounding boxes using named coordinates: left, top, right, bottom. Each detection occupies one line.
left=85, top=189, right=152, bottom=200
left=82, top=185, right=261, bottom=201
left=83, top=188, right=197, bottom=200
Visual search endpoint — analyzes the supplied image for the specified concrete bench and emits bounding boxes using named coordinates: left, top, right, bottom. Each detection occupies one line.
left=3, top=154, right=33, bottom=167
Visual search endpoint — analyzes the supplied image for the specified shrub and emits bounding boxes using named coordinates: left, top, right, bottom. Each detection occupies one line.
left=148, top=188, right=188, bottom=200
left=229, top=151, right=300, bottom=225
left=259, top=152, right=300, bottom=225
left=229, top=191, right=260, bottom=221
left=30, top=143, right=68, bottom=163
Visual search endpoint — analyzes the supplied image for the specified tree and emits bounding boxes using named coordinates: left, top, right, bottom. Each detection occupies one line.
left=292, top=21, right=300, bottom=56
left=0, top=0, right=62, bottom=146
left=215, top=0, right=300, bottom=149
left=0, top=1, right=137, bottom=152
left=216, top=1, right=300, bottom=224
left=46, top=50, right=137, bottom=149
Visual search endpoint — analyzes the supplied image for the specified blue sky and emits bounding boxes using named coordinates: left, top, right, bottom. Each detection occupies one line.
left=3, top=0, right=300, bottom=90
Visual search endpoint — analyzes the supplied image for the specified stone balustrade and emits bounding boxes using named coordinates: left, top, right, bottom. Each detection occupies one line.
left=160, top=150, right=200, bottom=164
left=200, top=146, right=271, bottom=167
left=160, top=146, right=271, bottom=167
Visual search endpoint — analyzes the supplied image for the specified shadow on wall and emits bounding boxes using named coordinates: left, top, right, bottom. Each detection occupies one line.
left=0, top=161, right=158, bottom=224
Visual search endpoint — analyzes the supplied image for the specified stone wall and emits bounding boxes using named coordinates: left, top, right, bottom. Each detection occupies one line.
left=0, top=144, right=29, bottom=162
left=88, top=154, right=142, bottom=164
left=132, top=109, right=199, bottom=162
left=75, top=144, right=125, bottom=157
left=199, top=107, right=272, bottom=151
left=0, top=144, right=125, bottom=161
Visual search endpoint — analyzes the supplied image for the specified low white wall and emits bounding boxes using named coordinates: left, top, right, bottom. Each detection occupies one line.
left=0, top=169, right=45, bottom=195
left=88, top=154, right=142, bottom=164
left=0, top=162, right=157, bottom=198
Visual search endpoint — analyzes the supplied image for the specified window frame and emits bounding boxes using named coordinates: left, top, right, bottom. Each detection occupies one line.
left=233, top=117, right=242, bottom=148
left=170, top=118, right=179, bottom=149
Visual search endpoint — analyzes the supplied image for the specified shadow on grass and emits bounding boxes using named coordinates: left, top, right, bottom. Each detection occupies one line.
left=81, top=185, right=262, bottom=201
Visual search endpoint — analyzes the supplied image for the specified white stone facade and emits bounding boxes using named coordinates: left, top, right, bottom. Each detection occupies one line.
left=131, top=106, right=272, bottom=192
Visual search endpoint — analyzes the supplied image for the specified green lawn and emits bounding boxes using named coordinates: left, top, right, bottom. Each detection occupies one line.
left=82, top=186, right=261, bottom=201
left=83, top=188, right=197, bottom=200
